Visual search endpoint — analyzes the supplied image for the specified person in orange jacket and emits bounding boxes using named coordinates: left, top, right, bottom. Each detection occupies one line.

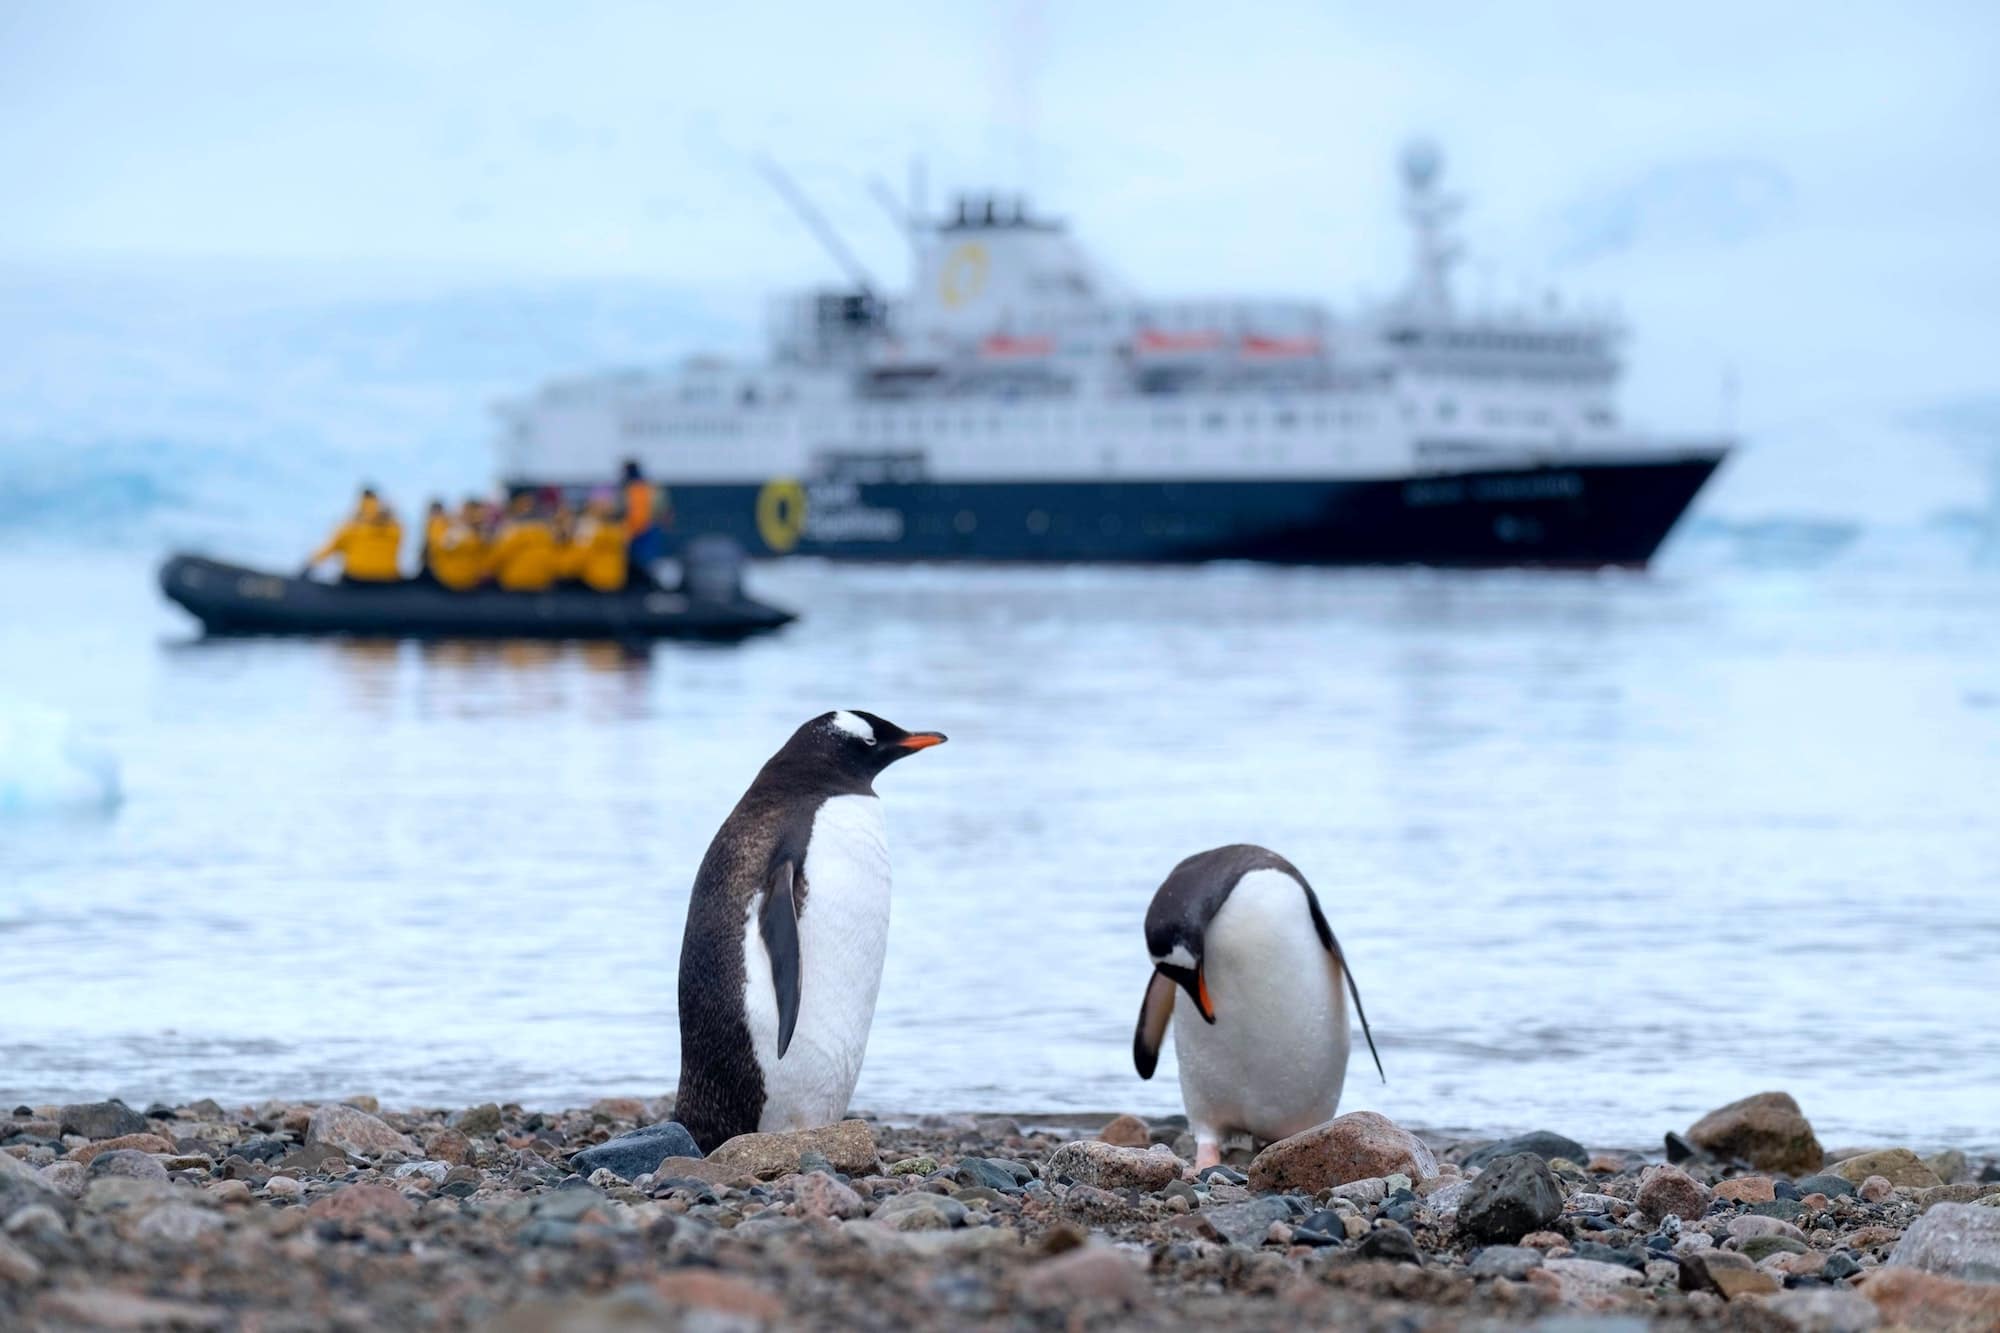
left=304, top=489, right=403, bottom=583
left=428, top=500, right=490, bottom=591
left=622, top=459, right=671, bottom=568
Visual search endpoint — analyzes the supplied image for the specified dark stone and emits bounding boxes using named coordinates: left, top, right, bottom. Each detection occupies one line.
left=568, top=1121, right=701, bottom=1182
left=1382, top=1188, right=1419, bottom=1223
left=1577, top=1214, right=1625, bottom=1233
left=1665, top=1132, right=1699, bottom=1164
left=441, top=1179, right=478, bottom=1199
left=1298, top=1208, right=1347, bottom=1244
left=1772, top=1179, right=1802, bottom=1200
left=1205, top=1196, right=1294, bottom=1246
left=1197, top=1164, right=1247, bottom=1185
left=1457, top=1152, right=1564, bottom=1244
left=1645, top=1233, right=1675, bottom=1254
left=797, top=1150, right=834, bottom=1175
left=144, top=1103, right=177, bottom=1119
left=58, top=1100, right=148, bottom=1140
left=1353, top=1222, right=1422, bottom=1264
left=220, top=1155, right=266, bottom=1183
left=235, top=1136, right=289, bottom=1164
left=1462, top=1131, right=1588, bottom=1172
left=1980, top=1163, right=2000, bottom=1184
left=1822, top=1252, right=1860, bottom=1281
left=1795, top=1174, right=1856, bottom=1199
left=1748, top=1199, right=1805, bottom=1221
left=954, top=1157, right=1027, bottom=1193
left=1572, top=1241, right=1646, bottom=1271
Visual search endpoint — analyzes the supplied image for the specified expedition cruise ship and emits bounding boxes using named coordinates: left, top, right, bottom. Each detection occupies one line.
left=498, top=145, right=1728, bottom=566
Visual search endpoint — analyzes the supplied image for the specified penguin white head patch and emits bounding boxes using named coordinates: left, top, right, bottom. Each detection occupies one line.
left=830, top=710, right=875, bottom=743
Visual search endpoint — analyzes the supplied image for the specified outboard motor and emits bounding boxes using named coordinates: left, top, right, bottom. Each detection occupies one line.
left=680, top=535, right=747, bottom=604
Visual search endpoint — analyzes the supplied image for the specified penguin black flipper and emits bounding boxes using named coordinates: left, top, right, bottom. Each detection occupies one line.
left=1132, top=971, right=1177, bottom=1079
left=1303, top=889, right=1385, bottom=1083
left=759, top=858, right=803, bottom=1059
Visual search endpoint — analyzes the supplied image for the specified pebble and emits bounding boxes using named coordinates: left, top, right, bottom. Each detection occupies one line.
left=1096, top=1114, right=1151, bottom=1148
left=304, top=1104, right=418, bottom=1159
left=1461, top=1130, right=1588, bottom=1172
left=1858, top=1174, right=1893, bottom=1202
left=450, top=1103, right=503, bottom=1136
left=1018, top=1243, right=1148, bottom=1308
left=568, top=1121, right=701, bottom=1181
left=707, top=1120, right=879, bottom=1178
left=1679, top=1248, right=1781, bottom=1300
left=888, top=1155, right=939, bottom=1176
left=1858, top=1268, right=2000, bottom=1329
left=1762, top=1287, right=1882, bottom=1333
left=87, top=1149, right=169, bottom=1182
left=871, top=1191, right=967, bottom=1231
left=1469, top=1244, right=1545, bottom=1278
left=1797, top=1172, right=1858, bottom=1198
left=1044, top=1141, right=1182, bottom=1191
left=1246, top=1111, right=1438, bottom=1194
left=1712, top=1175, right=1777, bottom=1204
left=1457, top=1152, right=1564, bottom=1243
left=1635, top=1163, right=1710, bottom=1223
left=1204, top=1196, right=1294, bottom=1247
left=264, top=1175, right=302, bottom=1200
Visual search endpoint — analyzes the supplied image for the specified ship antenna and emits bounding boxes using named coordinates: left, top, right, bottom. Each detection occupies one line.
left=1399, top=139, right=1462, bottom=314
left=866, top=175, right=920, bottom=256
left=755, top=156, right=881, bottom=298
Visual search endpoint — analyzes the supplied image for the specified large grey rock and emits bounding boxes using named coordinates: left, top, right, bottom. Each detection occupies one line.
left=1886, top=1201, right=2000, bottom=1282
left=570, top=1122, right=702, bottom=1181
left=1457, top=1152, right=1564, bottom=1243
left=57, top=1101, right=149, bottom=1140
left=1462, top=1131, right=1588, bottom=1172
left=1687, top=1091, right=1823, bottom=1175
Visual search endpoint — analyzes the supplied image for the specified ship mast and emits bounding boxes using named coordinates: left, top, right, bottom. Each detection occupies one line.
left=1399, top=139, right=1462, bottom=315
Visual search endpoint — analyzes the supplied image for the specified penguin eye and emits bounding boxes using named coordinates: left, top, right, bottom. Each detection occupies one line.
left=863, top=736, right=878, bottom=747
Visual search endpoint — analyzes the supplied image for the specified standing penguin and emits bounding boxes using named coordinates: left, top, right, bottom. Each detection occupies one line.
left=1132, top=844, right=1383, bottom=1171
left=675, top=710, right=945, bottom=1152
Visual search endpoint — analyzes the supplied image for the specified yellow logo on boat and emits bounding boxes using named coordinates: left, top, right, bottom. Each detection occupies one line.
left=756, top=478, right=807, bottom=553
left=939, top=242, right=989, bottom=308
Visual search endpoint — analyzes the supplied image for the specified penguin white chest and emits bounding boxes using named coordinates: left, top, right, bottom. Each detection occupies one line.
left=742, top=793, right=890, bottom=1132
left=1172, top=869, right=1351, bottom=1145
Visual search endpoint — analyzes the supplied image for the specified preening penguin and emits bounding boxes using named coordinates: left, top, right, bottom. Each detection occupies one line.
left=1132, top=844, right=1382, bottom=1171
left=675, top=710, right=945, bottom=1152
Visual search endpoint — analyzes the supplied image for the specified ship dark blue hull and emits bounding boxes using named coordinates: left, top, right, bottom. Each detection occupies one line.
left=521, top=453, right=1723, bottom=568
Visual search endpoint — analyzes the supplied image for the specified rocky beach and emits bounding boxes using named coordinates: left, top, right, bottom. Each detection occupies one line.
left=2, top=1091, right=1997, bottom=1330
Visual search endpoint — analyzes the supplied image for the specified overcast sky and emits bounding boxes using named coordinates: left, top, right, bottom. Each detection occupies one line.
left=6, top=1, right=1998, bottom=513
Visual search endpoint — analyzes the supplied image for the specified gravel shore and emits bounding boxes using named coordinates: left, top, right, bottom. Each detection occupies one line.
left=3, top=1093, right=1997, bottom=1330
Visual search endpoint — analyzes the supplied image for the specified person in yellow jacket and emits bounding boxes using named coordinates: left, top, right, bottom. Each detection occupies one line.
left=564, top=491, right=629, bottom=592
left=487, top=494, right=559, bottom=592
left=428, top=500, right=490, bottom=591
left=304, top=489, right=403, bottom=584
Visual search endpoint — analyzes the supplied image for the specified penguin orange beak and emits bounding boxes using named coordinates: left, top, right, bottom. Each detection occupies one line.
left=1193, top=966, right=1216, bottom=1024
left=898, top=732, right=947, bottom=750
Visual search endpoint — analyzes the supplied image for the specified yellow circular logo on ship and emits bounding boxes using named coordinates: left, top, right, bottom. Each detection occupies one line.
left=756, top=478, right=807, bottom=553
left=939, top=242, right=989, bottom=308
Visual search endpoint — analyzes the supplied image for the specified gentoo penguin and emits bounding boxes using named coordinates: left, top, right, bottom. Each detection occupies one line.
left=1131, top=844, right=1383, bottom=1171
left=674, top=710, right=945, bottom=1152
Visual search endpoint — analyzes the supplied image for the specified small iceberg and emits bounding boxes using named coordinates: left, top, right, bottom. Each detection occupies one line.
left=0, top=695, right=122, bottom=816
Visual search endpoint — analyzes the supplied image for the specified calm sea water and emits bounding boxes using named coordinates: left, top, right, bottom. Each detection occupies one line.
left=3, top=551, right=1997, bottom=1153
